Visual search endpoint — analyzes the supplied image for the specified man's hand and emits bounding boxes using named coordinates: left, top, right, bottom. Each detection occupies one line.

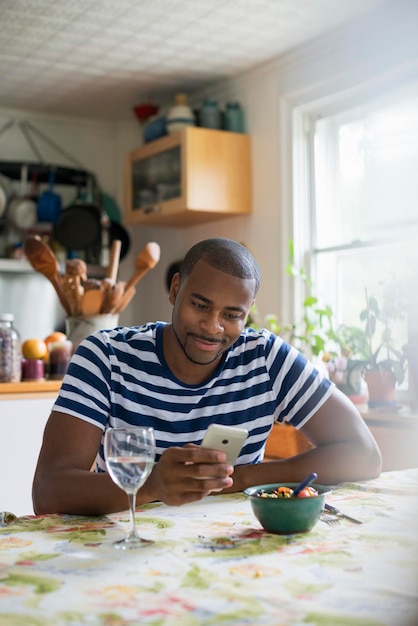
left=141, top=444, right=234, bottom=506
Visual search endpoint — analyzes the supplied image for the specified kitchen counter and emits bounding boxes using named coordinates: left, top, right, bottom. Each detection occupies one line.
left=0, top=380, right=62, bottom=399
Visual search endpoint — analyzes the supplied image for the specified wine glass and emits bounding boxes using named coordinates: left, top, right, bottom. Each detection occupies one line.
left=104, top=426, right=155, bottom=549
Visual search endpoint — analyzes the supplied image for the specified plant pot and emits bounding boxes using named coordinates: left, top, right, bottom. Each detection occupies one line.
left=364, top=369, right=396, bottom=406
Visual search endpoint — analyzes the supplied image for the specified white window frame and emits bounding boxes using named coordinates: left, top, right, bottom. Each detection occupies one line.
left=289, top=85, right=418, bottom=404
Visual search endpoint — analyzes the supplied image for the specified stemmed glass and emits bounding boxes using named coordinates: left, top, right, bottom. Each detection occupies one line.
left=104, top=426, right=155, bottom=549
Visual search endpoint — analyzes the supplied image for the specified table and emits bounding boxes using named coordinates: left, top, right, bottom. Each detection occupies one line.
left=1, top=470, right=418, bottom=626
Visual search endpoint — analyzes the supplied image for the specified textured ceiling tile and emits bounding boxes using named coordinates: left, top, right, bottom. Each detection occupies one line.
left=0, top=0, right=389, bottom=120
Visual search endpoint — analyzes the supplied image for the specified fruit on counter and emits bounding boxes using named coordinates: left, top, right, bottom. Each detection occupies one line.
left=21, top=338, right=48, bottom=360
left=43, top=331, right=68, bottom=362
left=44, top=331, right=67, bottom=350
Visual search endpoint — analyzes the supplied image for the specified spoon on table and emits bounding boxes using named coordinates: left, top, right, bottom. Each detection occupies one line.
left=24, top=235, right=71, bottom=314
left=293, top=472, right=318, bottom=497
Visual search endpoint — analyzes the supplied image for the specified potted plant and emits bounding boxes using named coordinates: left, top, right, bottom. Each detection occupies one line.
left=322, top=325, right=369, bottom=398
left=249, top=240, right=335, bottom=360
left=360, top=286, right=407, bottom=406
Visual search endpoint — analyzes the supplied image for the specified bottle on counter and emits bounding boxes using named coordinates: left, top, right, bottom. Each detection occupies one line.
left=0, top=313, right=22, bottom=383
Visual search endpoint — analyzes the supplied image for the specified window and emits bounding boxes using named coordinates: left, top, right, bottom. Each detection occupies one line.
left=297, top=85, right=418, bottom=395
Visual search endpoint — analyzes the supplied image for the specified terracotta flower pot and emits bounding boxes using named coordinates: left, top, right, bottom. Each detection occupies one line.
left=364, top=369, right=396, bottom=403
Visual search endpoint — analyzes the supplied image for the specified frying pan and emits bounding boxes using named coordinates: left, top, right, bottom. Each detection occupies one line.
left=53, top=201, right=102, bottom=250
left=108, top=220, right=130, bottom=260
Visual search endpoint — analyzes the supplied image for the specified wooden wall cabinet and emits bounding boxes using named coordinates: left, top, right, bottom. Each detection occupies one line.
left=124, top=127, right=252, bottom=227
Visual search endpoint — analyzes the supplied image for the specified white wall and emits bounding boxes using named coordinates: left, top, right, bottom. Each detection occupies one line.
left=128, top=0, right=418, bottom=329
left=1, top=0, right=416, bottom=333
left=0, top=109, right=141, bottom=328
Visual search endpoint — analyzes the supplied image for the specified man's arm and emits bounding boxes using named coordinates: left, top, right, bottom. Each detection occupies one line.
left=32, top=411, right=234, bottom=515
left=229, top=387, right=382, bottom=492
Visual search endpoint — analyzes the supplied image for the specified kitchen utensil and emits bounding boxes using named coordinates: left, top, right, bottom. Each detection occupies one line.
left=321, top=514, right=340, bottom=526
left=99, top=278, right=113, bottom=313
left=323, top=503, right=363, bottom=524
left=101, top=191, right=122, bottom=224
left=109, top=221, right=130, bottom=260
left=62, top=258, right=87, bottom=316
left=54, top=179, right=101, bottom=251
left=0, top=173, right=14, bottom=218
left=54, top=201, right=102, bottom=250
left=23, top=235, right=70, bottom=314
left=37, top=169, right=62, bottom=223
left=105, top=280, right=126, bottom=313
left=107, top=239, right=122, bottom=284
left=123, top=241, right=161, bottom=293
left=293, top=472, right=318, bottom=497
left=7, top=164, right=37, bottom=230
left=62, top=275, right=82, bottom=316
left=81, top=288, right=104, bottom=316
left=111, top=285, right=136, bottom=314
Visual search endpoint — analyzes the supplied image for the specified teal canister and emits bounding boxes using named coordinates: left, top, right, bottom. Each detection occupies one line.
left=200, top=99, right=221, bottom=129
left=224, top=102, right=244, bottom=133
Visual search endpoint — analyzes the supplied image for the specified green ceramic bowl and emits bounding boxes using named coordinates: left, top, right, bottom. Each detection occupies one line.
left=244, top=483, right=331, bottom=535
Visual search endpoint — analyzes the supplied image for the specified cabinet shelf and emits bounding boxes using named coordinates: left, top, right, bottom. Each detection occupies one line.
left=124, top=127, right=252, bottom=227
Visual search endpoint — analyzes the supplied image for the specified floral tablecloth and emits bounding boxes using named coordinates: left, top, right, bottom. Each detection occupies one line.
left=1, top=469, right=418, bottom=626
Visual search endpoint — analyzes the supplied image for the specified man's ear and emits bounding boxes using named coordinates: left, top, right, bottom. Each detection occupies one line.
left=168, top=272, right=180, bottom=304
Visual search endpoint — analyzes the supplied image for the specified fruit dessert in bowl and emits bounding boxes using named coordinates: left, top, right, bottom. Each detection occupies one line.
left=244, top=482, right=331, bottom=535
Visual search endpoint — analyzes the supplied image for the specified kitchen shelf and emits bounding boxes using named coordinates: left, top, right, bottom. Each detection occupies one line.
left=125, top=127, right=252, bottom=227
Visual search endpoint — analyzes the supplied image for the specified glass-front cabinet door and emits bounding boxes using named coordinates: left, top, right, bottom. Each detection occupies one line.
left=125, top=127, right=252, bottom=227
left=131, top=145, right=181, bottom=212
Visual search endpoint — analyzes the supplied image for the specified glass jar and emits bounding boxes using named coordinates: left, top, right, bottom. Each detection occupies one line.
left=166, top=93, right=195, bottom=134
left=0, top=313, right=22, bottom=383
left=224, top=102, right=245, bottom=133
left=200, top=99, right=221, bottom=129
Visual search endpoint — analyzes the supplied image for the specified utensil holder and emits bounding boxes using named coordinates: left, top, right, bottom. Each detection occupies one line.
left=65, top=314, right=119, bottom=350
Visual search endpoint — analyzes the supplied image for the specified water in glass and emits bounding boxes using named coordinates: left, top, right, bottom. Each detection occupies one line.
left=104, top=426, right=155, bottom=549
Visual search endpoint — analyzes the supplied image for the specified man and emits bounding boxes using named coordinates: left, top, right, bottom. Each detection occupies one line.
left=33, top=238, right=381, bottom=515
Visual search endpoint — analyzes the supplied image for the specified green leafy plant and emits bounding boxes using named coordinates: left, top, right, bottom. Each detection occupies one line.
left=250, top=240, right=335, bottom=358
left=360, top=287, right=407, bottom=385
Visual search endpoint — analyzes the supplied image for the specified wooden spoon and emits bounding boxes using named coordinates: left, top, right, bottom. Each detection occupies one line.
left=123, top=242, right=161, bottom=293
left=106, top=239, right=122, bottom=284
left=107, top=280, right=126, bottom=314
left=81, top=288, right=104, bottom=316
left=24, top=235, right=71, bottom=314
left=112, top=285, right=136, bottom=314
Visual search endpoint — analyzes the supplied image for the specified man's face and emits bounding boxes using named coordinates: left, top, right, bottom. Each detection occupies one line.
left=169, top=260, right=256, bottom=366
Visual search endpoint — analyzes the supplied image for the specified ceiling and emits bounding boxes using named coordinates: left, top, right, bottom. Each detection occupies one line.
left=0, top=0, right=386, bottom=122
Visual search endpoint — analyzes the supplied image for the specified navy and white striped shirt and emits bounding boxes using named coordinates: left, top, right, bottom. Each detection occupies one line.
left=53, top=322, right=333, bottom=471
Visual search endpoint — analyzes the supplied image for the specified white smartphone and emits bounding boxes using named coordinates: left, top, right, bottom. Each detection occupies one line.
left=200, top=424, right=248, bottom=465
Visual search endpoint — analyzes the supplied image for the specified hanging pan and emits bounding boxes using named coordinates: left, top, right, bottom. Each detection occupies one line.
left=53, top=180, right=101, bottom=250
left=108, top=220, right=131, bottom=260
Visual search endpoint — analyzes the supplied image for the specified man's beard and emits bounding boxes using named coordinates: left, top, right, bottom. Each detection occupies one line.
left=172, top=323, right=227, bottom=366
